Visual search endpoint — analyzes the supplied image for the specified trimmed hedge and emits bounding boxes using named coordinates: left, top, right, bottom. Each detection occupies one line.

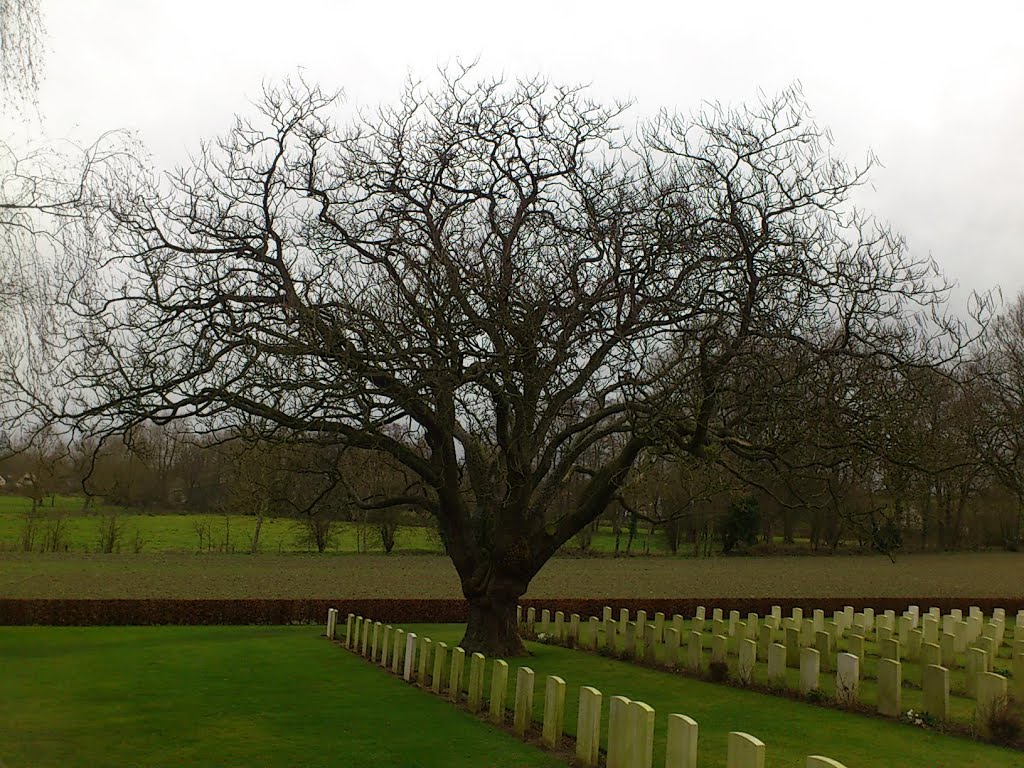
left=1, top=597, right=1021, bottom=626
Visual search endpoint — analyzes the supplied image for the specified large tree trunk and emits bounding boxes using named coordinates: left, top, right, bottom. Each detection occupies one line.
left=460, top=590, right=527, bottom=657
left=456, top=552, right=531, bottom=657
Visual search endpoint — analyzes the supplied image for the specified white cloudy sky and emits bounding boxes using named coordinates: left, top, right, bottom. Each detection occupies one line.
left=7, top=0, right=1024, bottom=305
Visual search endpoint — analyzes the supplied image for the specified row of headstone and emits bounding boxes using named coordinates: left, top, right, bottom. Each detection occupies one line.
left=519, top=604, right=1021, bottom=719
left=330, top=610, right=851, bottom=768
left=534, top=603, right=1019, bottom=669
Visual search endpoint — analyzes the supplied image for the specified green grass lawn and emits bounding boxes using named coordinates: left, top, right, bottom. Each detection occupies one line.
left=0, top=495, right=443, bottom=554
left=0, top=494, right=862, bottom=557
left=402, top=623, right=1023, bottom=768
left=0, top=625, right=564, bottom=768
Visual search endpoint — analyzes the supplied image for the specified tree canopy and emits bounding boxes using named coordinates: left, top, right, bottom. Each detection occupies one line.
left=0, top=71, right=975, bottom=654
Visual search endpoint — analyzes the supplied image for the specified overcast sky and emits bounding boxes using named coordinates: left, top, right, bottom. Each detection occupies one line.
left=7, top=0, right=1024, bottom=306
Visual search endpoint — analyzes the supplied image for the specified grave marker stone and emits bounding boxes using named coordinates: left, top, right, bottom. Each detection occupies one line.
left=738, top=639, right=757, bottom=684
left=448, top=647, right=465, bottom=702
left=391, top=628, right=405, bottom=674
left=940, top=632, right=955, bottom=667
left=624, top=621, right=637, bottom=659
left=404, top=632, right=417, bottom=681
left=467, top=652, right=485, bottom=712
left=687, top=631, right=703, bottom=673
left=785, top=627, right=801, bottom=667
left=576, top=686, right=602, bottom=767
left=726, top=731, right=765, bottom=768
left=877, top=659, right=902, bottom=717
left=371, top=622, right=382, bottom=662
left=815, top=631, right=832, bottom=672
left=806, top=758, right=847, bottom=768
left=954, top=620, right=968, bottom=654
left=976, top=672, right=1009, bottom=739
left=643, top=623, right=658, bottom=663
left=977, top=636, right=996, bottom=670
left=514, top=666, right=535, bottom=736
left=907, top=628, right=923, bottom=660
left=418, top=637, right=432, bottom=686
left=1013, top=653, right=1024, bottom=702
left=767, top=643, right=787, bottom=686
left=542, top=675, right=566, bottom=748
left=666, top=713, right=698, bottom=768
left=835, top=653, right=859, bottom=704
left=712, top=634, right=728, bottom=665
left=489, top=659, right=509, bottom=724
left=629, top=700, right=655, bottom=768
left=880, top=638, right=900, bottom=663
left=922, top=664, right=949, bottom=720
left=665, top=628, right=680, bottom=669
left=607, top=695, right=632, bottom=768
left=432, top=642, right=448, bottom=694
left=800, top=648, right=820, bottom=694
left=380, top=625, right=391, bottom=668
left=897, top=616, right=911, bottom=645
left=966, top=647, right=987, bottom=697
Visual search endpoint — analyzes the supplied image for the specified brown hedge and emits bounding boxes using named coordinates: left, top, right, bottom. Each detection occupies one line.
left=1, top=597, right=1021, bottom=626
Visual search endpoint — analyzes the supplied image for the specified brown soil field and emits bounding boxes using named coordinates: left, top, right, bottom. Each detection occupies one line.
left=0, top=551, right=1022, bottom=599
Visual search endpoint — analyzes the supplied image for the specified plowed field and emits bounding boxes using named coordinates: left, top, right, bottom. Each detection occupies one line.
left=1, top=551, right=1021, bottom=599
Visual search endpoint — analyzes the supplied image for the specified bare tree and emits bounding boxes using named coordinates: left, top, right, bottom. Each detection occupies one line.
left=0, top=0, right=45, bottom=107
left=13, top=72, right=963, bottom=654
left=970, top=293, right=1024, bottom=549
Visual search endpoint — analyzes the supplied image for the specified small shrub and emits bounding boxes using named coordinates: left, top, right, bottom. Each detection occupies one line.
left=19, top=514, right=37, bottom=552
left=720, top=496, right=760, bottom=554
left=295, top=515, right=336, bottom=553
left=835, top=683, right=857, bottom=707
left=986, top=700, right=1022, bottom=746
left=708, top=661, right=729, bottom=683
left=40, top=516, right=69, bottom=552
left=96, top=514, right=125, bottom=553
left=193, top=519, right=212, bottom=551
left=805, top=688, right=829, bottom=704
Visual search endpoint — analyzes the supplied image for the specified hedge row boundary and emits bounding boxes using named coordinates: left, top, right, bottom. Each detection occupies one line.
left=1, top=597, right=1022, bottom=626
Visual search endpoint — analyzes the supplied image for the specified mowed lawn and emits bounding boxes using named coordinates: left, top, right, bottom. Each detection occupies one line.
left=406, top=623, right=1023, bottom=768
left=0, top=626, right=563, bottom=768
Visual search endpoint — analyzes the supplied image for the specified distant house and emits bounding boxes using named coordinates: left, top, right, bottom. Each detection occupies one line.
left=0, top=474, right=6, bottom=490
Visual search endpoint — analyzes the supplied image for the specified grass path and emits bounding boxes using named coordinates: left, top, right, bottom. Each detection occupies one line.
left=0, top=626, right=563, bottom=768
left=404, top=623, right=1023, bottom=768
